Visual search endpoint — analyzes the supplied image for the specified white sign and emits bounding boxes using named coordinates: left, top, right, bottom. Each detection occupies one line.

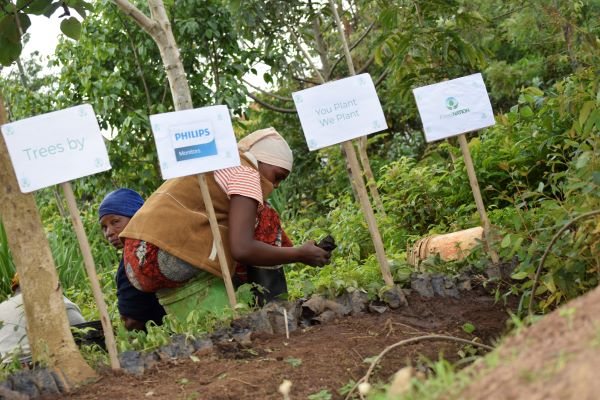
left=292, top=73, right=387, bottom=151
left=412, top=73, right=495, bottom=142
left=150, top=105, right=240, bottom=179
left=1, top=104, right=111, bottom=193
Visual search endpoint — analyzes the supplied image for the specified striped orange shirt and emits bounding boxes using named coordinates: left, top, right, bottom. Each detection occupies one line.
left=214, top=166, right=263, bottom=205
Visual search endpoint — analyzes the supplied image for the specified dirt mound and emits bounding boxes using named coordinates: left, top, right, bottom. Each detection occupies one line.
left=50, top=289, right=510, bottom=400
left=459, top=285, right=600, bottom=400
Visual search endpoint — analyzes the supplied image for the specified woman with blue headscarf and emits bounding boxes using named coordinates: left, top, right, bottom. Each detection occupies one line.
left=98, top=188, right=166, bottom=331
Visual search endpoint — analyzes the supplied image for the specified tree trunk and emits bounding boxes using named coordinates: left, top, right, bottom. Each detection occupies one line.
left=0, top=94, right=97, bottom=387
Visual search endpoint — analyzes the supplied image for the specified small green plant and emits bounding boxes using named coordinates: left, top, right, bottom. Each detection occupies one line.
left=461, top=322, right=475, bottom=334
left=307, top=389, right=332, bottom=400
left=284, top=357, right=302, bottom=367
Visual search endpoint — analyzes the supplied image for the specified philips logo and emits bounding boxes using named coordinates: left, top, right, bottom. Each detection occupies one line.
left=169, top=121, right=217, bottom=161
left=174, top=128, right=211, bottom=142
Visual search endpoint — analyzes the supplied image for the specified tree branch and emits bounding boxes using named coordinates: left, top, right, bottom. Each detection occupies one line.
left=291, top=75, right=320, bottom=85
left=112, top=0, right=158, bottom=36
left=242, top=79, right=293, bottom=102
left=374, top=68, right=389, bottom=87
left=328, top=21, right=375, bottom=78
left=119, top=14, right=153, bottom=112
left=290, top=28, right=325, bottom=82
left=245, top=91, right=297, bottom=114
left=357, top=54, right=375, bottom=74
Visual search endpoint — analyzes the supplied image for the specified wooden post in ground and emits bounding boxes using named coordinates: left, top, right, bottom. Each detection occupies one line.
left=113, top=0, right=237, bottom=308
left=290, top=11, right=394, bottom=288
left=197, top=175, right=237, bottom=307
left=60, top=182, right=120, bottom=369
left=290, top=42, right=392, bottom=285
left=328, top=0, right=386, bottom=218
left=457, top=134, right=500, bottom=264
left=0, top=94, right=97, bottom=386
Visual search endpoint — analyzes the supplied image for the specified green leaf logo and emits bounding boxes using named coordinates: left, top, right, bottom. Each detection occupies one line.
left=20, top=178, right=30, bottom=188
left=3, top=126, right=14, bottom=135
left=445, top=97, right=459, bottom=110
left=294, top=95, right=303, bottom=104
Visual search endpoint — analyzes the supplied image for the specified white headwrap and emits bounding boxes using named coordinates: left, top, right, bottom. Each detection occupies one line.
left=237, top=127, right=293, bottom=172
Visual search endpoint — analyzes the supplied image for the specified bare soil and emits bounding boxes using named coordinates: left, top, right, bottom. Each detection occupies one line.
left=458, top=285, right=600, bottom=400
left=51, top=289, right=512, bottom=400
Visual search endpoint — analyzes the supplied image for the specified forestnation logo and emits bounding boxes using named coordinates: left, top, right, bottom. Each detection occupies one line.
left=440, top=96, right=470, bottom=119
left=446, top=97, right=459, bottom=110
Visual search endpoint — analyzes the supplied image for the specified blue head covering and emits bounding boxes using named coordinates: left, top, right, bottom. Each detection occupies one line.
left=98, top=188, right=144, bottom=220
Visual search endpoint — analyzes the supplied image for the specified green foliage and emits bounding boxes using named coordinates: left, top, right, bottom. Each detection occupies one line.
left=0, top=220, right=16, bottom=301
left=0, top=0, right=91, bottom=66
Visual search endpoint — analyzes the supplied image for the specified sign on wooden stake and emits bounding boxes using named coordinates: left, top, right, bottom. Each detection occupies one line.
left=149, top=105, right=241, bottom=308
left=1, top=104, right=120, bottom=369
left=413, top=74, right=500, bottom=264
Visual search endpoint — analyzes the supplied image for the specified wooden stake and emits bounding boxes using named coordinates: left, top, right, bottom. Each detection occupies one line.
left=291, top=12, right=393, bottom=286
left=329, top=0, right=386, bottom=217
left=457, top=134, right=500, bottom=264
left=342, top=141, right=394, bottom=286
left=60, top=182, right=120, bottom=370
left=197, top=174, right=237, bottom=308
left=283, top=309, right=289, bottom=340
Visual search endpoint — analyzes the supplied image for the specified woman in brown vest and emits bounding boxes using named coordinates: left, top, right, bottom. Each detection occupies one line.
left=119, top=128, right=330, bottom=318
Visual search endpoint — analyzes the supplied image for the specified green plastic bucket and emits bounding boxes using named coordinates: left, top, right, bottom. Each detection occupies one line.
left=156, top=272, right=230, bottom=322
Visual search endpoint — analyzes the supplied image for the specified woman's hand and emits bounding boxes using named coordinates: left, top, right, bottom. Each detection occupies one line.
left=297, top=240, right=331, bottom=267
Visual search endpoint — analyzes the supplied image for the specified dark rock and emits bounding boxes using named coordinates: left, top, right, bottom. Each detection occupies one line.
left=457, top=273, right=472, bottom=291
left=301, top=296, right=347, bottom=319
left=0, top=384, right=29, bottom=400
left=118, top=350, right=146, bottom=375
left=443, top=276, right=460, bottom=298
left=210, top=328, right=233, bottom=345
left=368, top=303, right=388, bottom=314
left=192, top=336, right=214, bottom=356
left=31, top=369, right=60, bottom=395
left=245, top=310, right=273, bottom=335
left=7, top=371, right=39, bottom=398
left=347, top=290, right=369, bottom=315
left=411, top=273, right=434, bottom=297
left=263, top=301, right=298, bottom=335
left=158, top=334, right=194, bottom=359
left=143, top=351, right=160, bottom=370
left=381, top=285, right=408, bottom=309
left=231, top=328, right=252, bottom=346
left=312, top=310, right=337, bottom=324
left=431, top=274, right=445, bottom=296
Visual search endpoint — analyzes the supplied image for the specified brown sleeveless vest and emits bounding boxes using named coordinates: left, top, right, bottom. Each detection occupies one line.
left=120, top=154, right=274, bottom=277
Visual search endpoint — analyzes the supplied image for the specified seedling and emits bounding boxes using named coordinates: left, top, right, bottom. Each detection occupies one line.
left=284, top=357, right=302, bottom=367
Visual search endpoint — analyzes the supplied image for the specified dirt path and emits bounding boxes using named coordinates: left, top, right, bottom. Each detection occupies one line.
left=54, top=290, right=511, bottom=400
